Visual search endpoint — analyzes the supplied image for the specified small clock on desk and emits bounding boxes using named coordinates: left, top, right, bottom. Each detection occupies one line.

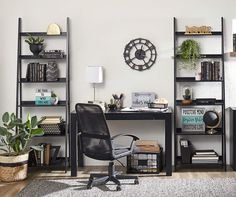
left=123, top=38, right=157, bottom=71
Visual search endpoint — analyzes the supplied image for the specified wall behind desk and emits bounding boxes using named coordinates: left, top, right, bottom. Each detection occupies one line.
left=0, top=0, right=236, bottom=165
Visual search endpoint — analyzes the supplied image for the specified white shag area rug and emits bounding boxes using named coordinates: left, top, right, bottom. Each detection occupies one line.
left=17, top=177, right=236, bottom=197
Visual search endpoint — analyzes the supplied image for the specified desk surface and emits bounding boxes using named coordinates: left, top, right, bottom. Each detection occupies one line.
left=71, top=108, right=172, bottom=119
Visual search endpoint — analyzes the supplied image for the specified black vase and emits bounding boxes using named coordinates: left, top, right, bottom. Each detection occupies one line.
left=29, top=44, right=43, bottom=56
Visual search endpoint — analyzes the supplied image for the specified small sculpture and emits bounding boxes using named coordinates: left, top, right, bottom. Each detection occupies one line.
left=182, top=86, right=192, bottom=105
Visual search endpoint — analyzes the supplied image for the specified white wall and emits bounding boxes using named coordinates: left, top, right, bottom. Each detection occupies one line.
left=1, top=0, right=236, bottom=165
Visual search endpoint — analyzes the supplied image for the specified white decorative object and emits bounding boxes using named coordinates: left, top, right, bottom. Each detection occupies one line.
left=86, top=66, right=103, bottom=101
left=47, top=23, right=61, bottom=35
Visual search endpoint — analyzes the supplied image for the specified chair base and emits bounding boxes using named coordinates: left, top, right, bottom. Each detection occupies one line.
left=87, top=161, right=139, bottom=191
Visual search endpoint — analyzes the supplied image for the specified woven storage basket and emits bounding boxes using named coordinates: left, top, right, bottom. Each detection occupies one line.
left=0, top=153, right=29, bottom=182
left=39, top=121, right=65, bottom=135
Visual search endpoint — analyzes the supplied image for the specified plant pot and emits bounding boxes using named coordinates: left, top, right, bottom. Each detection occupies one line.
left=29, top=44, right=43, bottom=56
left=0, top=152, right=29, bottom=182
left=51, top=96, right=59, bottom=105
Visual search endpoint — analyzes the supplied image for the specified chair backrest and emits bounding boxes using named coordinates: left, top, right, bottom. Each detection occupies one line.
left=75, top=103, right=113, bottom=160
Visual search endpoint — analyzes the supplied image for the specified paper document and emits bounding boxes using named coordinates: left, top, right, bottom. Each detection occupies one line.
left=120, top=107, right=168, bottom=112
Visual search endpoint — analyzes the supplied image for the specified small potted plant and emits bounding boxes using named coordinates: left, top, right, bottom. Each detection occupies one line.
left=51, top=92, right=59, bottom=105
left=182, top=86, right=192, bottom=105
left=0, top=112, right=45, bottom=182
left=25, top=34, right=44, bottom=56
left=177, top=39, right=200, bottom=70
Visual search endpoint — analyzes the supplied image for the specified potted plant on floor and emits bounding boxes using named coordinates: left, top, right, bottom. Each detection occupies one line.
left=0, top=112, right=45, bottom=182
left=25, top=34, right=44, bottom=56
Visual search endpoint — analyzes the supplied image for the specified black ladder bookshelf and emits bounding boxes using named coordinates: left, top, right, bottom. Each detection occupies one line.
left=16, top=18, right=70, bottom=172
left=173, top=17, right=226, bottom=171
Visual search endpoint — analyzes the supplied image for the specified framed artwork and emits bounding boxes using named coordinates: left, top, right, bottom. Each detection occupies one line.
left=181, top=108, right=205, bottom=132
left=132, top=92, right=156, bottom=108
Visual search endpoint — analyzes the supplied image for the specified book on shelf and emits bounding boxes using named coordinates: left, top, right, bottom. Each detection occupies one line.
left=194, top=149, right=216, bottom=155
left=41, top=116, right=62, bottom=124
left=192, top=160, right=219, bottom=164
left=26, top=63, right=47, bottom=82
left=201, top=61, right=220, bottom=81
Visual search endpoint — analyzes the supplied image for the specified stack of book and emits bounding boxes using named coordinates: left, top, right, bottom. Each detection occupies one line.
left=192, top=150, right=219, bottom=164
left=41, top=116, right=62, bottom=124
left=40, top=50, right=65, bottom=58
left=26, top=62, right=47, bottom=82
left=35, top=89, right=52, bottom=105
left=201, top=61, right=220, bottom=81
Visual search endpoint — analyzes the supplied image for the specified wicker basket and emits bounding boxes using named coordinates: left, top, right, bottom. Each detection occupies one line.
left=0, top=153, right=29, bottom=182
left=39, top=121, right=65, bottom=135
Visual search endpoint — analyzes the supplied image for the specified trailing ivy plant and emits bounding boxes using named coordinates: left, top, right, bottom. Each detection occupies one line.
left=177, top=39, right=201, bottom=70
left=0, top=112, right=45, bottom=156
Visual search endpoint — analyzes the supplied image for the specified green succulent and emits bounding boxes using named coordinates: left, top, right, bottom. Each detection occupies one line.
left=25, top=34, right=44, bottom=45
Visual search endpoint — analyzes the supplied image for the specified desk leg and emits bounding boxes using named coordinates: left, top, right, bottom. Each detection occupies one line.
left=165, top=115, right=172, bottom=176
left=70, top=113, right=77, bottom=177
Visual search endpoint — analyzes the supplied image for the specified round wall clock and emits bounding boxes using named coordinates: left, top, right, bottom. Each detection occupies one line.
left=123, top=38, right=157, bottom=71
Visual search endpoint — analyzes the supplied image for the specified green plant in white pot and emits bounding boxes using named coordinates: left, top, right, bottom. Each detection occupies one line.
left=0, top=112, right=44, bottom=182
left=177, top=39, right=201, bottom=70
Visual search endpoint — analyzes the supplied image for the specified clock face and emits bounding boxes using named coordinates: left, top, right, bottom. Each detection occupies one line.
left=123, top=38, right=157, bottom=71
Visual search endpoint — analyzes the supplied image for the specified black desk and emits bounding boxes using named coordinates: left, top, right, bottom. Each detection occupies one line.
left=70, top=109, right=172, bottom=176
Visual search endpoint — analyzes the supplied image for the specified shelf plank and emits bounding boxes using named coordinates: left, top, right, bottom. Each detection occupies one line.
left=20, top=55, right=66, bottom=60
left=176, top=156, right=224, bottom=169
left=175, top=31, right=222, bottom=36
left=176, top=99, right=224, bottom=106
left=20, top=78, right=66, bottom=83
left=176, top=128, right=223, bottom=135
left=176, top=54, right=223, bottom=58
left=176, top=77, right=223, bottom=82
left=19, top=101, right=67, bottom=107
left=20, top=32, right=67, bottom=36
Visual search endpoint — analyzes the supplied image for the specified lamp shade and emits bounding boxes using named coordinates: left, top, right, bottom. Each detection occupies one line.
left=232, top=19, right=236, bottom=34
left=86, top=66, right=103, bottom=83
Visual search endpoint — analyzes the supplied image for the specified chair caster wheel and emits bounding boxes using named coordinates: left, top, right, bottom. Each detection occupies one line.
left=134, top=179, right=139, bottom=184
left=116, top=185, right=121, bottom=191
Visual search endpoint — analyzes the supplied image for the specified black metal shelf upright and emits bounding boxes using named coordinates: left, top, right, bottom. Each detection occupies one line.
left=16, top=18, right=70, bottom=172
left=173, top=17, right=226, bottom=171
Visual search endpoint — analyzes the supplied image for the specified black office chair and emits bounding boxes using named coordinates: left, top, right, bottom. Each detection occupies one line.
left=75, top=103, right=139, bottom=191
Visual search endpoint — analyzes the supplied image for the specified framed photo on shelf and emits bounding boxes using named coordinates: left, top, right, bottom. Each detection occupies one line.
left=181, top=108, right=205, bottom=132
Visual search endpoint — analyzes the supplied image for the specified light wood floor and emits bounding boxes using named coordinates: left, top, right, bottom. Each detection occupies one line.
left=1, top=166, right=236, bottom=197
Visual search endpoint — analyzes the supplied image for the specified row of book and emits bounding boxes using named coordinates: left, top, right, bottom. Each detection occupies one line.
left=192, top=149, right=219, bottom=164
left=200, top=61, right=220, bottom=81
left=26, top=63, right=47, bottom=82
left=28, top=143, right=61, bottom=167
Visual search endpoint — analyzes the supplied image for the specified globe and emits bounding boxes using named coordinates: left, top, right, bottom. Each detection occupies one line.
left=203, top=111, right=220, bottom=134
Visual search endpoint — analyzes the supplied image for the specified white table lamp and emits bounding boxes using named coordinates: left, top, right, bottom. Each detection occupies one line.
left=86, top=66, right=103, bottom=101
left=232, top=19, right=236, bottom=52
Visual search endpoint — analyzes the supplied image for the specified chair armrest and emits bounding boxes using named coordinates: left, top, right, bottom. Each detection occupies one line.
left=111, top=133, right=139, bottom=141
left=111, top=134, right=139, bottom=153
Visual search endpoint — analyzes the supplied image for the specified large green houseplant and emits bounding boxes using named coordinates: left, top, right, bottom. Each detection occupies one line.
left=0, top=112, right=44, bottom=182
left=177, top=39, right=201, bottom=70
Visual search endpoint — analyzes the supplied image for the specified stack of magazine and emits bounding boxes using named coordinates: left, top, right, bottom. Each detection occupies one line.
left=192, top=150, right=219, bottom=164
